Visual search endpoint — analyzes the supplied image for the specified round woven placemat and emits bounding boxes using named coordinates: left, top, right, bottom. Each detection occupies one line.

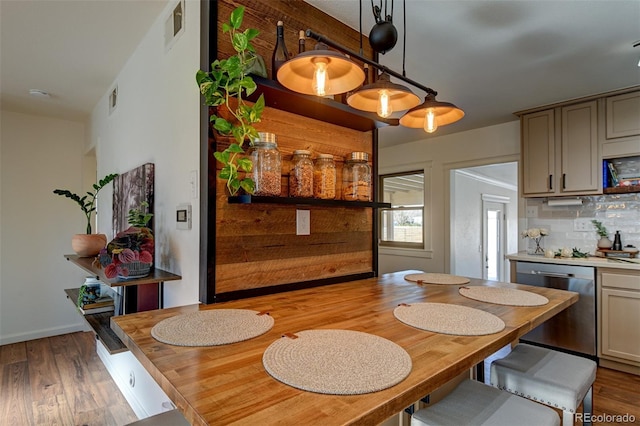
left=394, top=303, right=505, bottom=336
left=404, top=272, right=470, bottom=285
left=151, top=309, right=274, bottom=346
left=459, top=286, right=549, bottom=306
left=262, top=329, right=412, bottom=395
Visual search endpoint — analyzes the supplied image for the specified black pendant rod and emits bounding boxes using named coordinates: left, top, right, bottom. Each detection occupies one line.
left=305, top=29, right=438, bottom=97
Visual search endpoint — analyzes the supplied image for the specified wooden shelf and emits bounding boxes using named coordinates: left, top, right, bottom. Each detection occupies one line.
left=64, top=288, right=127, bottom=354
left=603, top=185, right=640, bottom=194
left=64, top=254, right=182, bottom=288
left=228, top=195, right=391, bottom=208
left=246, top=76, right=399, bottom=132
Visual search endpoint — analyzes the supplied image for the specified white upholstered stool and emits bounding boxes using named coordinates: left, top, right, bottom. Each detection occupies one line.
left=411, top=379, right=560, bottom=426
left=490, top=344, right=597, bottom=426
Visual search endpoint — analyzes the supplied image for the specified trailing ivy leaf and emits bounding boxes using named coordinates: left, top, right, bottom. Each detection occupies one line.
left=229, top=6, right=244, bottom=30
left=232, top=32, right=248, bottom=52
left=222, top=22, right=231, bottom=34
left=213, top=117, right=232, bottom=134
left=237, top=157, right=253, bottom=172
left=245, top=28, right=259, bottom=41
left=219, top=164, right=232, bottom=180
left=240, top=178, right=255, bottom=194
left=227, top=143, right=245, bottom=153
left=213, top=150, right=229, bottom=164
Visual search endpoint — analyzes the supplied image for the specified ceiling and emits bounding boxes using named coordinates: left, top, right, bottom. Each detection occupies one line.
left=1, top=1, right=639, bottom=149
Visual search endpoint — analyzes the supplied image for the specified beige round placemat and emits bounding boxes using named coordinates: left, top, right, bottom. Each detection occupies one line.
left=404, top=272, right=470, bottom=285
left=151, top=309, right=274, bottom=346
left=394, top=303, right=505, bottom=336
left=262, top=329, right=412, bottom=395
left=459, top=286, right=549, bottom=306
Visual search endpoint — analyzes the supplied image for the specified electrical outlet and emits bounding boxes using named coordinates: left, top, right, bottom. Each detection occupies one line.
left=526, top=206, right=538, bottom=218
left=574, top=218, right=593, bottom=232
left=296, top=210, right=310, bottom=235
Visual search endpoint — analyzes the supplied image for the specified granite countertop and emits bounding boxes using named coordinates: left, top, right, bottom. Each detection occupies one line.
left=507, top=252, right=640, bottom=271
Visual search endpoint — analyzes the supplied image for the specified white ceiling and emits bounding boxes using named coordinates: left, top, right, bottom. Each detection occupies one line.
left=1, top=0, right=639, bottom=148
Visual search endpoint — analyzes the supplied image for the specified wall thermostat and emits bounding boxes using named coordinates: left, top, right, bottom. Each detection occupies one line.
left=176, top=203, right=192, bottom=230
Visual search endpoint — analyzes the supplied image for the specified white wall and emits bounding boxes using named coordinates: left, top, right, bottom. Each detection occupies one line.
left=90, top=0, right=201, bottom=308
left=0, top=110, right=90, bottom=344
left=378, top=121, right=520, bottom=275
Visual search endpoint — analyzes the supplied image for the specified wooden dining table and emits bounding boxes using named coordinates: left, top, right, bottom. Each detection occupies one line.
left=111, top=270, right=578, bottom=425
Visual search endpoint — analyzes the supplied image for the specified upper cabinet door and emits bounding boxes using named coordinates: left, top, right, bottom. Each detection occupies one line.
left=561, top=101, right=599, bottom=193
left=522, top=109, right=555, bottom=196
left=606, top=91, right=640, bottom=139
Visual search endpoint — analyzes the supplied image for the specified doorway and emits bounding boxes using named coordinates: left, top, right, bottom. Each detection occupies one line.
left=449, top=162, right=518, bottom=280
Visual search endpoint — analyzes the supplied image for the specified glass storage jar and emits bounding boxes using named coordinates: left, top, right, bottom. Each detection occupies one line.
left=342, top=151, right=371, bottom=201
left=313, top=154, right=336, bottom=199
left=289, top=150, right=314, bottom=197
left=250, top=132, right=281, bottom=196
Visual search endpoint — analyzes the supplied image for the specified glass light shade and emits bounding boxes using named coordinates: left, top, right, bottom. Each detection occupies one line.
left=277, top=44, right=365, bottom=96
left=347, top=72, right=420, bottom=117
left=399, top=93, right=464, bottom=131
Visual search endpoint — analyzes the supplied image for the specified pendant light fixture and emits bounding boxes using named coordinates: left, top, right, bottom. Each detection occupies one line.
left=346, top=72, right=420, bottom=118
left=399, top=93, right=465, bottom=133
left=276, top=42, right=365, bottom=96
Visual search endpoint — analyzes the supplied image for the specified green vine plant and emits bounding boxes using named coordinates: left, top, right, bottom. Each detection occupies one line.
left=127, top=201, right=153, bottom=228
left=196, top=6, right=266, bottom=196
left=591, top=220, right=609, bottom=237
left=53, top=173, right=119, bottom=234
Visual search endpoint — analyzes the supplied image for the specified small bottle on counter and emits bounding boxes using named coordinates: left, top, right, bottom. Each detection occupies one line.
left=289, top=150, right=314, bottom=197
left=313, top=154, right=336, bottom=199
left=342, top=152, right=371, bottom=201
left=272, top=21, right=289, bottom=80
left=250, top=132, right=281, bottom=196
left=613, top=231, right=622, bottom=251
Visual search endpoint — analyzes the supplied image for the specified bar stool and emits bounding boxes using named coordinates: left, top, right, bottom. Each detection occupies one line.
left=490, top=343, right=597, bottom=426
left=411, top=379, right=560, bottom=426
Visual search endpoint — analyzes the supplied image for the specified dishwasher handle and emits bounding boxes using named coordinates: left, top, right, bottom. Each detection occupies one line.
left=530, top=270, right=575, bottom=278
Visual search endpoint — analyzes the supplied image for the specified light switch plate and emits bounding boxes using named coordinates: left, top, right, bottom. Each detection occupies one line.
left=176, top=203, right=191, bottom=230
left=296, top=210, right=310, bottom=235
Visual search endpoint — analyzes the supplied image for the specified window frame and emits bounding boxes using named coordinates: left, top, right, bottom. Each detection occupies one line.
left=378, top=170, right=425, bottom=250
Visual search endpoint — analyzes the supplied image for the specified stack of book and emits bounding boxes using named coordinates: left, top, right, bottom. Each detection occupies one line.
left=78, top=296, right=115, bottom=315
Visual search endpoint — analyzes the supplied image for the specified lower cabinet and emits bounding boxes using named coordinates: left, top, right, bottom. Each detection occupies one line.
left=96, top=338, right=176, bottom=419
left=598, top=268, right=640, bottom=375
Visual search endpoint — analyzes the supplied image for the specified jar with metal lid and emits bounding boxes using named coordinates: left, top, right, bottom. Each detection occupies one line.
left=342, top=152, right=371, bottom=201
left=250, top=132, right=281, bottom=196
left=289, top=150, right=313, bottom=197
left=313, top=154, right=336, bottom=199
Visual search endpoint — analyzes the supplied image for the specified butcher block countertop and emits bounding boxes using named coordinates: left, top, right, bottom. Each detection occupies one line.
left=111, top=270, right=578, bottom=426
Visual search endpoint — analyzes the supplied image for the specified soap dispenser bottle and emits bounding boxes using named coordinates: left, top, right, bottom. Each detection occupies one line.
left=613, top=231, right=622, bottom=251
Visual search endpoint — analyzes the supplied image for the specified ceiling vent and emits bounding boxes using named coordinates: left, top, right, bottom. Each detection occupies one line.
left=165, top=0, right=185, bottom=52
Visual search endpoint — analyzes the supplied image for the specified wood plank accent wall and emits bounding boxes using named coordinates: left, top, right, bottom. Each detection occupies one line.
left=209, top=0, right=376, bottom=299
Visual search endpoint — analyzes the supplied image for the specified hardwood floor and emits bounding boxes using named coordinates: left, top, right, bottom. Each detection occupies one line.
left=1, top=332, right=639, bottom=425
left=0, top=332, right=137, bottom=426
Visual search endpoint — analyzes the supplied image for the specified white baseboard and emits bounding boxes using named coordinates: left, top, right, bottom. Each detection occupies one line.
left=0, top=322, right=89, bottom=345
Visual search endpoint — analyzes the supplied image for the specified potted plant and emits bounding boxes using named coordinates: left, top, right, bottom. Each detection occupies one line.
left=53, top=173, right=118, bottom=256
left=591, top=220, right=612, bottom=249
left=99, top=201, right=154, bottom=279
left=195, top=6, right=266, bottom=196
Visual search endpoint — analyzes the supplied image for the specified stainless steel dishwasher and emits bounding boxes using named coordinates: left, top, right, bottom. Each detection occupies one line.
left=515, top=261, right=596, bottom=359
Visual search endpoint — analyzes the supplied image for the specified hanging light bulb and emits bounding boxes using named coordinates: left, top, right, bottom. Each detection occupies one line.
left=312, top=59, right=330, bottom=96
left=377, top=89, right=393, bottom=118
left=347, top=72, right=419, bottom=118
left=399, top=93, right=464, bottom=133
left=424, top=108, right=438, bottom=133
left=277, top=42, right=364, bottom=97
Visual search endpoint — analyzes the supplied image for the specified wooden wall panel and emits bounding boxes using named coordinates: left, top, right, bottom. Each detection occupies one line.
left=212, top=0, right=376, bottom=297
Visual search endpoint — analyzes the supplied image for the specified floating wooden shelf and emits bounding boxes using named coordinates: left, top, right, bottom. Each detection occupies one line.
left=246, top=76, right=399, bottom=132
left=603, top=185, right=640, bottom=194
left=228, top=195, right=391, bottom=208
left=65, top=254, right=182, bottom=288
left=65, top=288, right=127, bottom=354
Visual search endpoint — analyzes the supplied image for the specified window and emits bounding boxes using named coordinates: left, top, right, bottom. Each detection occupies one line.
left=379, top=171, right=424, bottom=249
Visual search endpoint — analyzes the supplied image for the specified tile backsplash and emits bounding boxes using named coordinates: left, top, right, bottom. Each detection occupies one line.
left=522, top=193, right=640, bottom=254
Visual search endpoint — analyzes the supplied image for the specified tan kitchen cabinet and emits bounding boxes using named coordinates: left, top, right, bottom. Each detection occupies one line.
left=521, top=100, right=599, bottom=197
left=601, top=90, right=640, bottom=159
left=598, top=268, right=640, bottom=375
